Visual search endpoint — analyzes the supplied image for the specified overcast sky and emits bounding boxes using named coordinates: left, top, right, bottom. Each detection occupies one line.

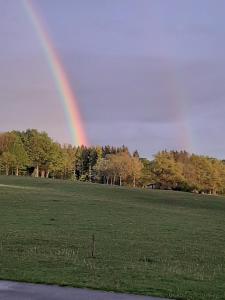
left=1, top=0, right=225, bottom=158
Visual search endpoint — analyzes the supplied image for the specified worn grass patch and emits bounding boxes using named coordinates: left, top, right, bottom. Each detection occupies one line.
left=0, top=176, right=225, bottom=299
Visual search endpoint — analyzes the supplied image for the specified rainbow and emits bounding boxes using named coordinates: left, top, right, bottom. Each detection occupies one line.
left=165, top=60, right=193, bottom=153
left=23, top=0, right=88, bottom=146
left=155, top=16, right=194, bottom=153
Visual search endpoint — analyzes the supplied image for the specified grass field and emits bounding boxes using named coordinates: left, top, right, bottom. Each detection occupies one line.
left=0, top=176, right=225, bottom=300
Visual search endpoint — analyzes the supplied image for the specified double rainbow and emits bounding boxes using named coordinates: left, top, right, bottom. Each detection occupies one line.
left=23, top=0, right=88, bottom=146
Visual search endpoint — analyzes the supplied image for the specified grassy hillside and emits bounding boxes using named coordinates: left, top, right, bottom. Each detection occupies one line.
left=0, top=176, right=225, bottom=300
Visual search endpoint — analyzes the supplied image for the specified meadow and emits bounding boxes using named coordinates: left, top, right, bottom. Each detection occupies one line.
left=0, top=176, right=225, bottom=300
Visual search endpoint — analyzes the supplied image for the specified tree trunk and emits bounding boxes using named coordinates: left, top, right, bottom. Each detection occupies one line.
left=6, top=165, right=9, bottom=176
left=46, top=171, right=50, bottom=178
left=16, top=166, right=19, bottom=176
left=35, top=164, right=39, bottom=178
left=133, top=176, right=136, bottom=187
left=73, top=165, right=76, bottom=176
left=119, top=176, right=122, bottom=186
left=41, top=170, right=45, bottom=178
left=89, top=164, right=92, bottom=182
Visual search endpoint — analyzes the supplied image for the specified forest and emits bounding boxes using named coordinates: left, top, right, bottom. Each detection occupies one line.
left=0, top=129, right=225, bottom=195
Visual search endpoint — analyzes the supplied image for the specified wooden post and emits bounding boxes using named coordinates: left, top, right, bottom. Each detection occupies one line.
left=91, top=234, right=96, bottom=258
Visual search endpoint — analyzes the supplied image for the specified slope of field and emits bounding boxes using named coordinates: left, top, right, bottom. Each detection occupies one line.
left=0, top=176, right=225, bottom=300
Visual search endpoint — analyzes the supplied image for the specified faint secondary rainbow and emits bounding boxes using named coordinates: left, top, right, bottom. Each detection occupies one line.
left=23, top=0, right=88, bottom=146
left=155, top=15, right=194, bottom=153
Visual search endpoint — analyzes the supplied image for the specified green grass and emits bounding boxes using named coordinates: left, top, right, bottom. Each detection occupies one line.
left=0, top=176, right=225, bottom=300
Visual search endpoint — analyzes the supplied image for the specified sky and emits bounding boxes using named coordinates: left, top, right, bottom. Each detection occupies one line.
left=1, top=0, right=225, bottom=159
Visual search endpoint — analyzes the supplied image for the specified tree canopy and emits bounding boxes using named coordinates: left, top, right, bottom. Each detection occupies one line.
left=0, top=130, right=225, bottom=195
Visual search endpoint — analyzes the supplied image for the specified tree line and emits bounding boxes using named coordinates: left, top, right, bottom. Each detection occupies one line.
left=0, top=129, right=225, bottom=194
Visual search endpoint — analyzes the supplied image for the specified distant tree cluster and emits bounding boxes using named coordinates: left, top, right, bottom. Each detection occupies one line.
left=0, top=130, right=225, bottom=194
left=149, top=150, right=225, bottom=195
left=0, top=130, right=142, bottom=187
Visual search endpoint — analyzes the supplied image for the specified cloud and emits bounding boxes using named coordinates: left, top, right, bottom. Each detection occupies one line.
left=1, top=0, right=225, bottom=158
